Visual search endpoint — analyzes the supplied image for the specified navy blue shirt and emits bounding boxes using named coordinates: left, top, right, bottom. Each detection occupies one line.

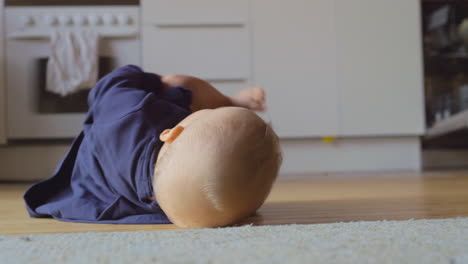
left=24, top=65, right=192, bottom=224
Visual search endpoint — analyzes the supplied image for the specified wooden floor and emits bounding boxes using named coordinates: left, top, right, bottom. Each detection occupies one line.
left=2, top=170, right=468, bottom=235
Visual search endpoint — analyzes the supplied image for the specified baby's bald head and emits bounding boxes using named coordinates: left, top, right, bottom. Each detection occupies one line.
left=154, top=107, right=282, bottom=228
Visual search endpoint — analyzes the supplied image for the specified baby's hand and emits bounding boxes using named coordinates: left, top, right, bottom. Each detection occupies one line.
left=230, top=87, right=266, bottom=112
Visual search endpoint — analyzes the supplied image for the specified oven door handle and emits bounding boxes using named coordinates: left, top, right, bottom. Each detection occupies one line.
left=8, top=30, right=139, bottom=40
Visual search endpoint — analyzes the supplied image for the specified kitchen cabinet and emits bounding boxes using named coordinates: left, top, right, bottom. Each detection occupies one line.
left=142, top=0, right=424, bottom=139
left=251, top=0, right=339, bottom=137
left=141, top=0, right=248, bottom=26
left=335, top=0, right=424, bottom=136
left=141, top=0, right=251, bottom=93
left=142, top=27, right=249, bottom=80
left=252, top=0, right=424, bottom=138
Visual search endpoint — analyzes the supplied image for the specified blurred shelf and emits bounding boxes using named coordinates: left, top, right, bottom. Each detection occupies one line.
left=426, top=54, right=468, bottom=59
left=426, top=108, right=468, bottom=138
left=422, top=0, right=468, bottom=3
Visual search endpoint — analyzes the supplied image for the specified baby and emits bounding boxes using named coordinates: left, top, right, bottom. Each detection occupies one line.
left=24, top=65, right=282, bottom=228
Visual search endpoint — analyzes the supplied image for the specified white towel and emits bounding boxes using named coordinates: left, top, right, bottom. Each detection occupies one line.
left=46, top=30, right=99, bottom=97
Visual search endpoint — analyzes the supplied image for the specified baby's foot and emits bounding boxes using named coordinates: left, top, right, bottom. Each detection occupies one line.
left=230, top=87, right=266, bottom=112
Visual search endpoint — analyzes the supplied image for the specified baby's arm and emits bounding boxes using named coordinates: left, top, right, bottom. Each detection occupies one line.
left=160, top=74, right=266, bottom=112
left=161, top=75, right=231, bottom=112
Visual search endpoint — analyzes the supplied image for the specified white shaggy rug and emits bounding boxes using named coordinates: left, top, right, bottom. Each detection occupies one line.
left=1, top=218, right=468, bottom=264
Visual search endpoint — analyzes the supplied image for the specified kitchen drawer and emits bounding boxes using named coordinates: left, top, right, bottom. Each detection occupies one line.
left=209, top=80, right=248, bottom=95
left=142, top=0, right=248, bottom=26
left=142, top=25, right=250, bottom=80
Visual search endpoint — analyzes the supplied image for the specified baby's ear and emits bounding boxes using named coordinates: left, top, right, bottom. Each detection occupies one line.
left=160, top=126, right=184, bottom=143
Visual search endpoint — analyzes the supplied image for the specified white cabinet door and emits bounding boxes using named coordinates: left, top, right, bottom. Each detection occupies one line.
left=335, top=0, right=425, bottom=136
left=0, top=0, right=5, bottom=144
left=252, top=0, right=339, bottom=138
left=141, top=0, right=251, bottom=92
left=142, top=26, right=250, bottom=80
left=142, top=0, right=248, bottom=26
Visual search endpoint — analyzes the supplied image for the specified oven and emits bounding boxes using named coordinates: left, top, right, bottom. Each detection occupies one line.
left=4, top=4, right=140, bottom=139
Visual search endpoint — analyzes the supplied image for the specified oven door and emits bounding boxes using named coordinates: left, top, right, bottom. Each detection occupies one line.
left=5, top=7, right=140, bottom=140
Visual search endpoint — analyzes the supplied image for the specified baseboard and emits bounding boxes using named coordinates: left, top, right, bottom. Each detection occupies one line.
left=0, top=143, right=69, bottom=181
left=0, top=136, right=422, bottom=181
left=278, top=136, right=421, bottom=178
left=422, top=149, right=468, bottom=170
